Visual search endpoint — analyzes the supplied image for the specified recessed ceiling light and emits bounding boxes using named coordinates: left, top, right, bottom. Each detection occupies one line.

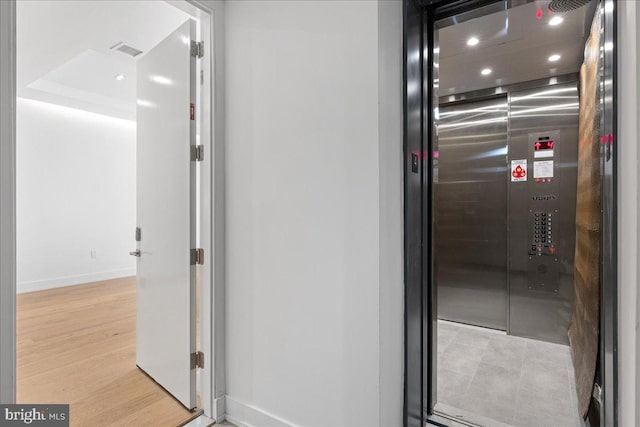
left=549, top=16, right=564, bottom=26
left=467, top=37, right=479, bottom=46
left=114, top=74, right=126, bottom=81
left=481, top=68, right=492, bottom=76
left=548, top=54, right=561, bottom=62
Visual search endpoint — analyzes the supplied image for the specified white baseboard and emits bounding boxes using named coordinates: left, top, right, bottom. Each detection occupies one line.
left=17, top=268, right=135, bottom=294
left=225, top=396, right=298, bottom=427
left=212, top=395, right=226, bottom=423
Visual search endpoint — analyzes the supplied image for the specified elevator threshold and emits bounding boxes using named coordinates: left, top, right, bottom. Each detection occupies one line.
left=438, top=319, right=506, bottom=335
left=430, top=404, right=511, bottom=427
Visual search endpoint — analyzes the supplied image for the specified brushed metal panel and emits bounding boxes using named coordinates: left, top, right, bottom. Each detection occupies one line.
left=508, top=81, right=579, bottom=344
left=403, top=1, right=426, bottom=425
left=435, top=96, right=508, bottom=330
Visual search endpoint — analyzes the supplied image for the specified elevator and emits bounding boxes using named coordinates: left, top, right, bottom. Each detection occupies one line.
left=402, top=0, right=617, bottom=426
left=435, top=77, right=580, bottom=344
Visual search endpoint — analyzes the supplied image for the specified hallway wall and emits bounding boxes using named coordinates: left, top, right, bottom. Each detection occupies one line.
left=16, top=98, right=136, bottom=293
left=618, top=1, right=640, bottom=426
left=223, top=1, right=403, bottom=426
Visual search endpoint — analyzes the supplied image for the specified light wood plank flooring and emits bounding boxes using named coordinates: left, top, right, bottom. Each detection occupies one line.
left=17, top=277, right=197, bottom=427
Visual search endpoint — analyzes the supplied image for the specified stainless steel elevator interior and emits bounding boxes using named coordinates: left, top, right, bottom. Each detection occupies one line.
left=435, top=77, right=579, bottom=344
left=431, top=1, right=602, bottom=425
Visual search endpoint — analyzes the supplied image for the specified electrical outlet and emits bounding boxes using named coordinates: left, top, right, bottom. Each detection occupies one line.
left=90, top=248, right=97, bottom=259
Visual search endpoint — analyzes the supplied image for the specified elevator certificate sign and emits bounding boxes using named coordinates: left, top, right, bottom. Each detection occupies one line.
left=534, top=160, right=554, bottom=178
left=511, top=159, right=527, bottom=182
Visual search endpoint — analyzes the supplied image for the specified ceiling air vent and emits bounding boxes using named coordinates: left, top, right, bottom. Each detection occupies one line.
left=548, top=0, right=591, bottom=12
left=110, top=42, right=143, bottom=58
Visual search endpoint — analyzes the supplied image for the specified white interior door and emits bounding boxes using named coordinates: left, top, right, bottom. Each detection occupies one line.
left=134, top=19, right=197, bottom=409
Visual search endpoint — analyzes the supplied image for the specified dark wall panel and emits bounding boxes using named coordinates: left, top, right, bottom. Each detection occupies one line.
left=403, top=0, right=425, bottom=426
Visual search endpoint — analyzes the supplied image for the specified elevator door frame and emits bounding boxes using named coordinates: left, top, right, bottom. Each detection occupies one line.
left=402, top=1, right=618, bottom=426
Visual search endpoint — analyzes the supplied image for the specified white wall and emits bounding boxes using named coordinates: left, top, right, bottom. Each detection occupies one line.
left=16, top=97, right=136, bottom=293
left=377, top=1, right=404, bottom=425
left=223, top=1, right=403, bottom=426
left=618, top=2, right=640, bottom=426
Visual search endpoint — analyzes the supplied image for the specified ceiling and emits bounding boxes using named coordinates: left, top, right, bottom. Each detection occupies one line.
left=17, top=1, right=193, bottom=120
left=438, top=0, right=596, bottom=96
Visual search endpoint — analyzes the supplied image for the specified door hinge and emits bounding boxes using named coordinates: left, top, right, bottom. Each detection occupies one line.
left=191, top=145, right=204, bottom=161
left=190, top=248, right=205, bottom=265
left=191, top=351, right=204, bottom=369
left=191, top=40, right=204, bottom=58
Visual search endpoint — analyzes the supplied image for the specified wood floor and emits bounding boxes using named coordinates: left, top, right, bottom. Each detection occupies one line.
left=17, top=277, right=198, bottom=427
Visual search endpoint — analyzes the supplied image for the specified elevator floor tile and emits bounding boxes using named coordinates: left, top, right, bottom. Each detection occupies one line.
left=436, top=320, right=584, bottom=427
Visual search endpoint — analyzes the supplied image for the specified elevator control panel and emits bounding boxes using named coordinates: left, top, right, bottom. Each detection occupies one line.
left=505, top=82, right=578, bottom=342
left=526, top=130, right=562, bottom=293
left=529, top=211, right=555, bottom=256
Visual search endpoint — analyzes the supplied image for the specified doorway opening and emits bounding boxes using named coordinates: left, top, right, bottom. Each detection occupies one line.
left=403, top=0, right=617, bottom=426
left=15, top=1, right=211, bottom=424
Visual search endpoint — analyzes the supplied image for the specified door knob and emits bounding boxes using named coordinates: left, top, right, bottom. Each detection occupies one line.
left=129, top=249, right=141, bottom=257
